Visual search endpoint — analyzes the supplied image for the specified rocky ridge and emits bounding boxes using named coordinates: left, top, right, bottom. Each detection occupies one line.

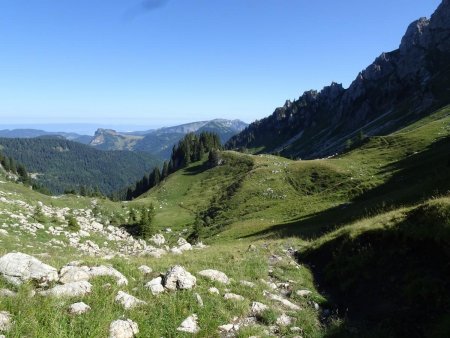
left=226, top=0, right=450, bottom=159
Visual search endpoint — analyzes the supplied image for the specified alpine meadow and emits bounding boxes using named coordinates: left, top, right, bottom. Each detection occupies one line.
left=0, top=1, right=449, bottom=338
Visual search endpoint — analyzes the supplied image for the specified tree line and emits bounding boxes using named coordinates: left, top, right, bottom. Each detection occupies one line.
left=119, top=132, right=222, bottom=201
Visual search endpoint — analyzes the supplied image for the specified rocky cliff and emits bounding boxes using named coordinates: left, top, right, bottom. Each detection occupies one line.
left=226, top=0, right=450, bottom=158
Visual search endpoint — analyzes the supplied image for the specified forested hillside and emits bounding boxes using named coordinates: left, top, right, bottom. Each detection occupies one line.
left=0, top=138, right=160, bottom=195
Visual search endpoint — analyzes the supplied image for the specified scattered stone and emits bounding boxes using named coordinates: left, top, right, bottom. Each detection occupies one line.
left=291, top=326, right=303, bottom=333
left=224, top=293, right=244, bottom=301
left=145, top=277, right=165, bottom=295
left=163, top=266, right=196, bottom=291
left=251, top=302, right=269, bottom=316
left=177, top=314, right=200, bottom=334
left=276, top=313, right=294, bottom=326
left=176, top=238, right=193, bottom=252
left=198, top=269, right=229, bottom=284
left=59, top=266, right=90, bottom=284
left=0, top=311, right=12, bottom=332
left=0, top=252, right=58, bottom=286
left=296, top=289, right=312, bottom=297
left=0, top=230, right=8, bottom=236
left=218, top=323, right=240, bottom=334
left=109, top=319, right=139, bottom=338
left=195, top=293, right=204, bottom=307
left=40, top=281, right=92, bottom=298
left=69, top=302, right=91, bottom=315
left=149, top=234, right=165, bottom=246
left=240, top=280, right=255, bottom=288
left=208, top=287, right=220, bottom=295
left=260, top=279, right=277, bottom=290
left=138, top=265, right=152, bottom=275
left=264, top=291, right=301, bottom=311
left=88, top=266, right=128, bottom=286
left=115, top=291, right=147, bottom=310
left=0, top=289, right=16, bottom=297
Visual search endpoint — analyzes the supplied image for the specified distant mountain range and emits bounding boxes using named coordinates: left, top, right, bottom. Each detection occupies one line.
left=90, top=119, right=247, bottom=158
left=227, top=0, right=450, bottom=159
left=0, top=119, right=247, bottom=159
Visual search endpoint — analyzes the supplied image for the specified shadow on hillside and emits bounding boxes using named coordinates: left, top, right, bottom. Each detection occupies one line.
left=182, top=162, right=209, bottom=176
left=298, top=210, right=450, bottom=337
left=241, top=136, right=450, bottom=240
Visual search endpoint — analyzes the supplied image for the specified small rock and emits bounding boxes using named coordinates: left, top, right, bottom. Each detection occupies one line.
left=163, top=265, right=196, bottom=291
left=224, top=293, right=244, bottom=301
left=296, top=289, right=312, bottom=297
left=218, top=323, right=240, bottom=333
left=276, top=313, right=294, bottom=326
left=109, top=319, right=139, bottom=338
left=88, top=266, right=128, bottom=286
left=195, top=293, right=204, bottom=307
left=198, top=269, right=229, bottom=284
left=145, top=277, right=165, bottom=295
left=0, top=289, right=16, bottom=297
left=115, top=291, right=147, bottom=310
left=69, top=302, right=91, bottom=315
left=0, top=311, right=12, bottom=332
left=138, top=265, right=152, bottom=275
left=177, top=314, right=200, bottom=334
left=208, top=287, right=220, bottom=295
left=40, top=281, right=92, bottom=298
left=149, top=234, right=165, bottom=246
left=240, top=280, right=255, bottom=288
left=264, top=291, right=301, bottom=311
left=251, top=301, right=269, bottom=316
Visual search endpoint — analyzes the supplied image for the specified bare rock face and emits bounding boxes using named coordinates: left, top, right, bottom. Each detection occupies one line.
left=115, top=291, right=147, bottom=310
left=40, top=281, right=92, bottom=298
left=69, top=302, right=91, bottom=315
left=0, top=311, right=12, bottom=332
left=198, top=269, right=230, bottom=284
left=163, top=266, right=197, bottom=291
left=0, top=252, right=58, bottom=286
left=109, top=319, right=139, bottom=338
left=177, top=314, right=200, bottom=334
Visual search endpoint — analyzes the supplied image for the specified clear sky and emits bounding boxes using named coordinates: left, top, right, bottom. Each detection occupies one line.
left=0, top=0, right=442, bottom=129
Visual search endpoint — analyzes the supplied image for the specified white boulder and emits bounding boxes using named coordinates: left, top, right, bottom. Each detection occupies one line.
left=115, top=291, right=147, bottom=310
left=198, top=269, right=229, bottom=284
left=69, top=302, right=91, bottom=315
left=40, top=281, right=92, bottom=298
left=0, top=252, right=58, bottom=286
left=177, top=314, right=199, bottom=334
left=163, top=266, right=196, bottom=291
left=109, top=319, right=139, bottom=338
left=145, top=277, right=165, bottom=295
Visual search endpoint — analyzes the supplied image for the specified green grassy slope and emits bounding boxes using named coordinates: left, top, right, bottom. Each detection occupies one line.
left=0, top=105, right=449, bottom=337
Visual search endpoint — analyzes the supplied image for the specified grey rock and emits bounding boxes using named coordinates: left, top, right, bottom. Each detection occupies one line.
left=88, top=266, right=128, bottom=286
left=198, top=269, right=229, bottom=284
left=0, top=311, right=12, bottom=332
left=251, top=301, right=269, bottom=316
left=69, top=302, right=91, bottom=315
left=115, top=291, right=147, bottom=310
left=145, top=276, right=165, bottom=295
left=40, top=281, right=92, bottom=297
left=163, top=265, right=196, bottom=291
left=0, top=252, right=58, bottom=286
left=177, top=314, right=200, bottom=334
left=109, top=319, right=139, bottom=338
left=224, top=293, right=244, bottom=301
left=59, top=266, right=90, bottom=284
left=138, top=265, right=152, bottom=275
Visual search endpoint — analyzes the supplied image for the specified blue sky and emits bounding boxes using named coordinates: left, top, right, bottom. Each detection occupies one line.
left=0, top=0, right=442, bottom=129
